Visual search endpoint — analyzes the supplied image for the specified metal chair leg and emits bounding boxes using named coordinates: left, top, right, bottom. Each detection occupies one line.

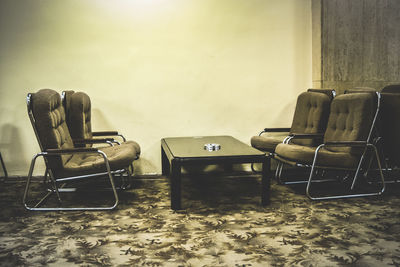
left=306, top=144, right=385, bottom=200
left=23, top=152, right=120, bottom=211
left=251, top=163, right=262, bottom=173
left=43, top=167, right=50, bottom=184
left=276, top=162, right=284, bottom=184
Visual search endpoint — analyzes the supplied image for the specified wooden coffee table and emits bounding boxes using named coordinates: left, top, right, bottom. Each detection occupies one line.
left=161, top=136, right=270, bottom=210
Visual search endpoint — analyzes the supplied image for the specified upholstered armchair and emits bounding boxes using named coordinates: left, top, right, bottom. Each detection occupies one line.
left=274, top=91, right=385, bottom=199
left=62, top=90, right=141, bottom=188
left=24, top=89, right=139, bottom=210
left=250, top=89, right=333, bottom=184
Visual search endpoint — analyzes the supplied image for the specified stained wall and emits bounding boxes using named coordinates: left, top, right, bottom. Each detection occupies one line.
left=313, top=0, right=400, bottom=93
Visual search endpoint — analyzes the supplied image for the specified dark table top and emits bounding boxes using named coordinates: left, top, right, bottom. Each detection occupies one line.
left=162, top=135, right=265, bottom=159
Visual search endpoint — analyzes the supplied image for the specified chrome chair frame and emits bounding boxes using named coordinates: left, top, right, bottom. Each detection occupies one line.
left=274, top=133, right=325, bottom=185
left=25, top=93, right=129, bottom=211
left=23, top=149, right=122, bottom=211
left=305, top=141, right=385, bottom=200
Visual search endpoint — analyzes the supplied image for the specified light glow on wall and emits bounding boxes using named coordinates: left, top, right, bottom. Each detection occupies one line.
left=0, top=0, right=312, bottom=175
left=93, top=0, right=177, bottom=20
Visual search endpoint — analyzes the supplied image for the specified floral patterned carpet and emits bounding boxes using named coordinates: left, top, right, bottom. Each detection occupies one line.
left=0, top=173, right=400, bottom=267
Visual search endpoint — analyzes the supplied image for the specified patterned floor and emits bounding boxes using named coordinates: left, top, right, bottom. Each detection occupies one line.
left=0, top=174, right=399, bottom=266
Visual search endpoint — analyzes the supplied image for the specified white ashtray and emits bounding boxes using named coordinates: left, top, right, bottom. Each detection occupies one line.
left=204, top=143, right=221, bottom=151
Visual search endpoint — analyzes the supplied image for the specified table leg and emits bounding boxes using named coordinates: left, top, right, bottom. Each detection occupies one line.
left=261, top=156, right=271, bottom=205
left=161, top=146, right=170, bottom=176
left=170, top=159, right=181, bottom=210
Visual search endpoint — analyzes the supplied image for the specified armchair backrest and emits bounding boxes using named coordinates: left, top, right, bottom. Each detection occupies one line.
left=381, top=84, right=400, bottom=93
left=290, top=91, right=331, bottom=146
left=61, top=90, right=75, bottom=131
left=62, top=90, right=93, bottom=142
left=27, top=89, right=74, bottom=172
left=307, top=88, right=336, bottom=100
left=323, top=92, right=376, bottom=154
left=344, top=87, right=376, bottom=94
left=380, top=84, right=400, bottom=166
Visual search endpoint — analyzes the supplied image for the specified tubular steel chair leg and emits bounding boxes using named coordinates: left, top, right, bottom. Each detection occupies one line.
left=305, top=158, right=319, bottom=200
left=101, top=152, right=119, bottom=210
left=251, top=163, right=262, bottom=173
left=48, top=169, right=62, bottom=204
left=276, top=162, right=286, bottom=184
left=120, top=163, right=134, bottom=189
left=361, top=148, right=376, bottom=180
left=23, top=153, right=49, bottom=210
left=23, top=156, right=35, bottom=209
left=120, top=165, right=133, bottom=190
left=350, top=145, right=385, bottom=192
left=306, top=144, right=385, bottom=200
left=24, top=153, right=63, bottom=210
left=275, top=162, right=282, bottom=183
left=373, top=145, right=386, bottom=192
left=24, top=152, right=120, bottom=211
left=251, top=163, right=257, bottom=173
left=120, top=172, right=126, bottom=189
left=127, top=168, right=133, bottom=189
left=276, top=160, right=330, bottom=186
left=43, top=167, right=50, bottom=184
left=350, top=149, right=368, bottom=190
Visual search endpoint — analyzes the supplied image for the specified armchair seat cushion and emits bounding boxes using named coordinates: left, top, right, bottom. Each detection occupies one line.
left=124, top=140, right=141, bottom=158
left=61, top=144, right=138, bottom=176
left=250, top=136, right=284, bottom=152
left=275, top=143, right=360, bottom=169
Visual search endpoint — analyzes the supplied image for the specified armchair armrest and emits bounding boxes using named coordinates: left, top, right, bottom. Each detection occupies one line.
left=73, top=138, right=116, bottom=145
left=92, top=131, right=126, bottom=142
left=259, top=127, right=290, bottom=136
left=45, top=147, right=98, bottom=154
left=286, top=133, right=324, bottom=144
left=264, top=128, right=291, bottom=132
left=289, top=133, right=324, bottom=139
left=92, top=131, right=119, bottom=136
left=323, top=141, right=368, bottom=147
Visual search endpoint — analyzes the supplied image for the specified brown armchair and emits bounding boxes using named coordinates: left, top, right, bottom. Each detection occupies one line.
left=24, top=89, right=138, bottom=210
left=250, top=89, right=334, bottom=184
left=61, top=90, right=141, bottom=188
left=274, top=91, right=385, bottom=199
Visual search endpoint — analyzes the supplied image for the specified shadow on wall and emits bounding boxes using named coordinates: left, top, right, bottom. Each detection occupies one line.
left=134, top=158, right=152, bottom=176
left=0, top=123, right=27, bottom=175
left=91, top=108, right=115, bottom=132
left=92, top=108, right=148, bottom=175
left=271, top=99, right=296, bottom=127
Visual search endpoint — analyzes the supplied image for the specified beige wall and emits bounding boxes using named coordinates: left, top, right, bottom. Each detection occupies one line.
left=0, top=0, right=312, bottom=176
